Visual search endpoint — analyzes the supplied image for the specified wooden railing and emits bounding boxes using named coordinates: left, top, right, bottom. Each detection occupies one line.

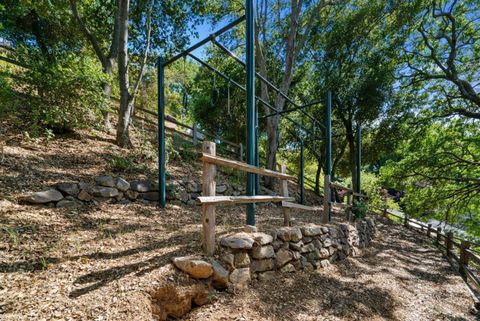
left=379, top=209, right=480, bottom=305
left=198, top=141, right=320, bottom=255
left=328, top=181, right=369, bottom=220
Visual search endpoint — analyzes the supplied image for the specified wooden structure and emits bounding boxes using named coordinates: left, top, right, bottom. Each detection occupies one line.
left=327, top=181, right=368, bottom=221
left=198, top=141, right=320, bottom=255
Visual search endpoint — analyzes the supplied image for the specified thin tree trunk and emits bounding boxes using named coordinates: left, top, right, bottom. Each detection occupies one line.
left=314, top=158, right=322, bottom=195
left=115, top=0, right=132, bottom=147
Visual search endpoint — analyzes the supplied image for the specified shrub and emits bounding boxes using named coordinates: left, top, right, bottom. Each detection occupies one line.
left=353, top=198, right=369, bottom=220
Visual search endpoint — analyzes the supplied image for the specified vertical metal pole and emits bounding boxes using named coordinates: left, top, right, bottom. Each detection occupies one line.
left=246, top=0, right=256, bottom=226
left=323, top=91, right=332, bottom=223
left=255, top=102, right=260, bottom=195
left=300, top=140, right=305, bottom=204
left=356, top=123, right=362, bottom=194
left=157, top=57, right=166, bottom=208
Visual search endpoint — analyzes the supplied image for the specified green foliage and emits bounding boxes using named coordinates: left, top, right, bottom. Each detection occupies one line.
left=353, top=198, right=369, bottom=220
left=109, top=155, right=132, bottom=172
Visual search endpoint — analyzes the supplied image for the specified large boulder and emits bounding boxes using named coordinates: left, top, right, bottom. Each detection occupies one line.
left=172, top=256, right=213, bottom=279
left=220, top=233, right=255, bottom=250
left=19, top=189, right=63, bottom=204
left=301, top=224, right=323, bottom=237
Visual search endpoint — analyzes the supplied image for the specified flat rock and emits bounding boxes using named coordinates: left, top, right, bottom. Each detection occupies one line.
left=250, top=259, right=274, bottom=273
left=115, top=177, right=130, bottom=191
left=276, top=227, right=302, bottom=242
left=275, top=249, right=293, bottom=267
left=280, top=263, right=296, bottom=273
left=130, top=180, right=153, bottom=192
left=56, top=182, right=79, bottom=196
left=251, top=245, right=275, bottom=259
left=211, top=259, right=229, bottom=289
left=90, top=186, right=119, bottom=198
left=229, top=268, right=251, bottom=285
left=301, top=225, right=323, bottom=237
left=215, top=184, right=228, bottom=193
left=77, top=189, right=93, bottom=201
left=220, top=233, right=255, bottom=249
left=95, top=175, right=116, bottom=187
left=252, top=232, right=273, bottom=245
left=139, top=192, right=159, bottom=201
left=19, top=189, right=63, bottom=204
left=56, top=198, right=81, bottom=208
left=172, top=256, right=213, bottom=279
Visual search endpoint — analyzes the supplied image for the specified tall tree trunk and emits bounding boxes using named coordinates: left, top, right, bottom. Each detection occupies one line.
left=101, top=62, right=113, bottom=130
left=347, top=128, right=357, bottom=193
left=115, top=0, right=132, bottom=147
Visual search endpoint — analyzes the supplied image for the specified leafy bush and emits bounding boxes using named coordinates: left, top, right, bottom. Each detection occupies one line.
left=353, top=198, right=369, bottom=220
left=109, top=155, right=132, bottom=172
left=13, top=48, right=107, bottom=134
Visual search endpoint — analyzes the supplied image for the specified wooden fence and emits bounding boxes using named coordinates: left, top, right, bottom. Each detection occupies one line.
left=380, top=209, right=480, bottom=307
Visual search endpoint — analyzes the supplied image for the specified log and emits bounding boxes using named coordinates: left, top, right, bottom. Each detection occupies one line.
left=200, top=153, right=295, bottom=180
left=197, top=195, right=294, bottom=205
left=281, top=201, right=321, bottom=211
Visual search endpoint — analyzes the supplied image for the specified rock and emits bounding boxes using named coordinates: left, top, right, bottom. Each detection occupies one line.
left=323, top=238, right=333, bottom=248
left=250, top=259, right=274, bottom=273
left=251, top=245, right=275, bottom=259
left=292, top=259, right=302, bottom=270
left=303, top=236, right=313, bottom=243
left=19, top=189, right=63, bottom=204
left=301, top=225, right=323, bottom=237
left=234, top=252, right=251, bottom=268
left=289, top=241, right=304, bottom=252
left=215, top=184, right=228, bottom=193
left=252, top=232, right=273, bottom=245
left=272, top=240, right=285, bottom=251
left=313, top=239, right=322, bottom=249
left=139, top=192, right=159, bottom=201
left=321, top=227, right=329, bottom=234
left=320, top=259, right=331, bottom=268
left=220, top=233, right=255, bottom=249
left=115, top=177, right=130, bottom=191
left=95, top=175, right=115, bottom=187
left=229, top=268, right=251, bottom=285
left=56, top=182, right=79, bottom=197
left=125, top=190, right=139, bottom=200
left=258, top=271, right=276, bottom=282
left=292, top=251, right=301, bottom=260
left=222, top=253, right=235, bottom=271
left=172, top=256, right=213, bottom=279
left=90, top=186, right=119, bottom=198
left=130, top=180, right=153, bottom=192
left=186, top=181, right=201, bottom=193
left=186, top=199, right=197, bottom=206
left=319, top=248, right=330, bottom=259
left=244, top=225, right=257, bottom=233
left=77, top=190, right=93, bottom=201
left=211, top=260, right=229, bottom=289
left=275, top=249, right=293, bottom=267
left=56, top=198, right=81, bottom=208
left=179, top=191, right=190, bottom=204
left=300, top=243, right=316, bottom=253
left=276, top=227, right=302, bottom=242
left=280, top=263, right=296, bottom=273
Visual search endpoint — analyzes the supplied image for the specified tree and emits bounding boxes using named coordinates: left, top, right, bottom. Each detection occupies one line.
left=402, top=0, right=480, bottom=120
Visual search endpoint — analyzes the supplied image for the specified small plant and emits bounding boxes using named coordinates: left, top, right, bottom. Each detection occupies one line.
left=109, top=155, right=132, bottom=172
left=353, top=198, right=369, bottom=220
left=2, top=226, right=19, bottom=246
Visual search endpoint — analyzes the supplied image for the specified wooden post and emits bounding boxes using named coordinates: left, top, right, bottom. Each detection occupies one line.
left=427, top=224, right=432, bottom=237
left=382, top=188, right=388, bottom=218
left=347, top=184, right=352, bottom=221
left=192, top=123, right=198, bottom=145
left=436, top=227, right=442, bottom=244
left=201, top=141, right=217, bottom=255
left=322, top=174, right=331, bottom=223
left=280, top=164, right=290, bottom=226
left=445, top=231, right=453, bottom=257
left=459, top=240, right=471, bottom=276
left=403, top=213, right=408, bottom=228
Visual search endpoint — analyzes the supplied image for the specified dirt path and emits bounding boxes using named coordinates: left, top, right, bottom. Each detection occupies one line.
left=0, top=131, right=476, bottom=320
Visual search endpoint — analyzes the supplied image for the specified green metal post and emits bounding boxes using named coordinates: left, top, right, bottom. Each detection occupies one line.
left=356, top=123, right=362, bottom=194
left=255, top=101, right=260, bottom=195
left=300, top=140, right=305, bottom=204
left=246, top=0, right=256, bottom=225
left=157, top=57, right=166, bottom=207
left=325, top=91, right=332, bottom=221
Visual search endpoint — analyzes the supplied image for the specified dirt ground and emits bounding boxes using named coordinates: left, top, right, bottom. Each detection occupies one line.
left=0, top=128, right=477, bottom=320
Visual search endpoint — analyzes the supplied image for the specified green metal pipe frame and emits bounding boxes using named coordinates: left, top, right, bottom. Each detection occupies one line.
left=325, top=91, right=332, bottom=221
left=356, top=123, right=362, bottom=194
left=157, top=57, right=166, bottom=207
left=300, top=140, right=305, bottom=204
left=246, top=0, right=256, bottom=225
